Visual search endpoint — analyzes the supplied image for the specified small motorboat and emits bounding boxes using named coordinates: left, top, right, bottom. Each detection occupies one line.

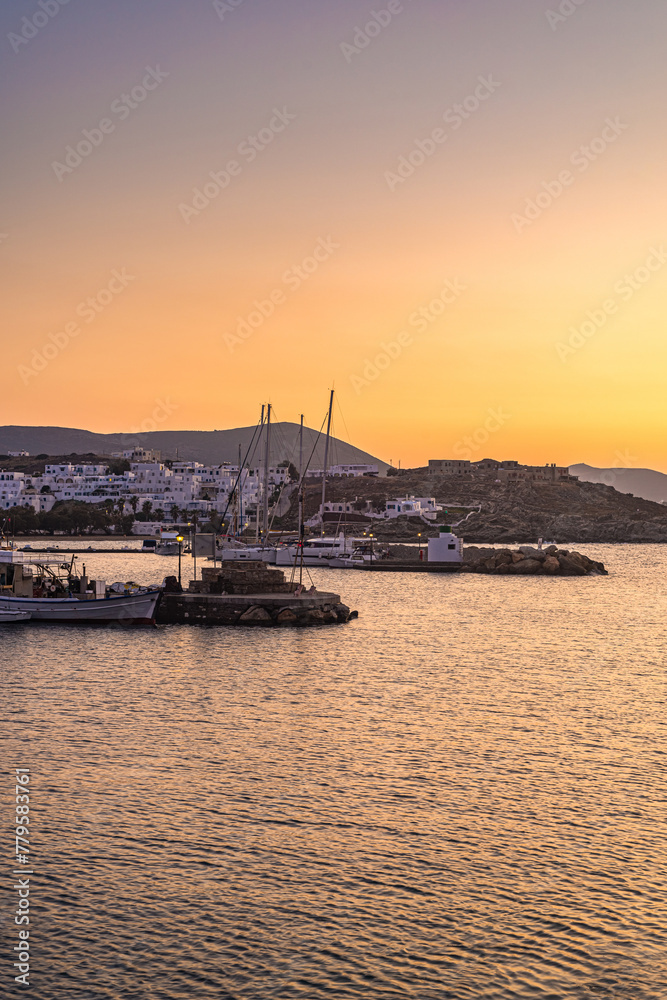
left=0, top=609, right=31, bottom=623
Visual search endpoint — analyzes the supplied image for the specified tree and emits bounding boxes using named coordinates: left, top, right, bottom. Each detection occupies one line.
left=287, top=462, right=299, bottom=482
left=5, top=505, right=38, bottom=534
left=140, top=500, right=153, bottom=521
left=108, top=459, right=131, bottom=475
left=170, top=504, right=180, bottom=523
left=129, top=496, right=139, bottom=515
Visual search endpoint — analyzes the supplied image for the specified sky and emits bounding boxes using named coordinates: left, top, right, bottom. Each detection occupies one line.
left=1, top=0, right=666, bottom=470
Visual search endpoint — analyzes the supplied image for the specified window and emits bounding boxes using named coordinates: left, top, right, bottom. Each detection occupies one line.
left=448, top=543, right=456, bottom=550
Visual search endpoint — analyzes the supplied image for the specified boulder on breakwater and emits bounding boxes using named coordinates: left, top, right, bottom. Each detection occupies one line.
left=461, top=545, right=607, bottom=576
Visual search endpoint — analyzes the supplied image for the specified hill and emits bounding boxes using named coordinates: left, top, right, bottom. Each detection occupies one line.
left=284, top=467, right=667, bottom=543
left=0, top=424, right=388, bottom=474
left=570, top=464, right=667, bottom=504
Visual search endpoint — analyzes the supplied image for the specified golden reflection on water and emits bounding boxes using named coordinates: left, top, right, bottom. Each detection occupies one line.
left=2, top=544, right=667, bottom=998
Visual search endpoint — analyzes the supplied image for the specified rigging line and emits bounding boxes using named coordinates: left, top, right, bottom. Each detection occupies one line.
left=295, top=411, right=328, bottom=488
left=217, top=414, right=263, bottom=532
left=285, top=411, right=329, bottom=576
left=334, top=393, right=354, bottom=456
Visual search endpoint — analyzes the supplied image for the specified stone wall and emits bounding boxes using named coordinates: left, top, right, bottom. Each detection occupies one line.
left=189, top=561, right=298, bottom=595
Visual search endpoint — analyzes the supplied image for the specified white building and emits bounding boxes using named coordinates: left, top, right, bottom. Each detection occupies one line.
left=306, top=464, right=378, bottom=478
left=372, top=496, right=443, bottom=521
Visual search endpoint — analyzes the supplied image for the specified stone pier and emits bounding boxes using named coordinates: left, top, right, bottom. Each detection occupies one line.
left=156, top=561, right=357, bottom=626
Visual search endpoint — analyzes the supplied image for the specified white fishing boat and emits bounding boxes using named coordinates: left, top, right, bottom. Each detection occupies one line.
left=155, top=532, right=181, bottom=555
left=0, top=547, right=160, bottom=624
left=0, top=590, right=161, bottom=624
left=0, top=608, right=31, bottom=623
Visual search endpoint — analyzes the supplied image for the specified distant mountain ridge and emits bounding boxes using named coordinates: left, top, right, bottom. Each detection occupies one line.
left=0, top=424, right=389, bottom=474
left=570, top=464, right=667, bottom=504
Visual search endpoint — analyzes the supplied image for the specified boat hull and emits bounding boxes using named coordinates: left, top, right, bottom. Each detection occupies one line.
left=219, top=547, right=277, bottom=564
left=0, top=609, right=31, bottom=623
left=0, top=589, right=161, bottom=624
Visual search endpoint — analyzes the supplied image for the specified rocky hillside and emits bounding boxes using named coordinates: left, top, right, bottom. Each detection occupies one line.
left=292, top=470, right=667, bottom=543
left=571, top=464, right=667, bottom=503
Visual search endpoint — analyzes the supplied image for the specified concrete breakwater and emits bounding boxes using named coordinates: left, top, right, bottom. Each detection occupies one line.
left=461, top=545, right=607, bottom=576
left=156, top=561, right=357, bottom=626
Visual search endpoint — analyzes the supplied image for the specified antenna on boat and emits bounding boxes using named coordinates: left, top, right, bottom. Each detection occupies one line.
left=320, top=389, right=334, bottom=537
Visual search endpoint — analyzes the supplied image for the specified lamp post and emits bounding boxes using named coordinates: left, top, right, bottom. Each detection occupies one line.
left=176, top=535, right=184, bottom=588
left=370, top=532, right=374, bottom=566
left=418, top=532, right=422, bottom=561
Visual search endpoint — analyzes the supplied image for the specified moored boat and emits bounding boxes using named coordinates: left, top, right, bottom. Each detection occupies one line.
left=276, top=535, right=373, bottom=567
left=0, top=590, right=160, bottom=624
left=0, top=546, right=160, bottom=624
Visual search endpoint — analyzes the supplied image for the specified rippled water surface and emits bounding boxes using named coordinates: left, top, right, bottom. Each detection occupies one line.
left=3, top=544, right=667, bottom=999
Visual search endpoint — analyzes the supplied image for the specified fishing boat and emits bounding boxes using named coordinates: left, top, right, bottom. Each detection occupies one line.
left=0, top=548, right=160, bottom=624
left=155, top=532, right=181, bottom=555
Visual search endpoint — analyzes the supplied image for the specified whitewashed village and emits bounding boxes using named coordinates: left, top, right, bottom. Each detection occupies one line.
left=1, top=446, right=575, bottom=532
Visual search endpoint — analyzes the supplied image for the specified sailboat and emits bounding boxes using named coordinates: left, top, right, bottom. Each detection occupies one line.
left=276, top=390, right=361, bottom=568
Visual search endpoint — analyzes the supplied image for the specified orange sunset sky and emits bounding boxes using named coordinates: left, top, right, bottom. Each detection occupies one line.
left=1, top=0, right=666, bottom=470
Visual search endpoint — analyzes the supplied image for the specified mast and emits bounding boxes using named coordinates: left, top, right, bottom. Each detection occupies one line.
left=255, top=405, right=265, bottom=542
left=263, top=403, right=271, bottom=540
left=298, top=413, right=304, bottom=541
left=238, top=442, right=243, bottom=537
left=320, top=389, right=334, bottom=536
left=299, top=414, right=304, bottom=479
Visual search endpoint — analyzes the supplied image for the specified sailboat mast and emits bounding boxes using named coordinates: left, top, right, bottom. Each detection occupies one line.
left=263, top=403, right=272, bottom=540
left=320, top=389, right=334, bottom=536
left=299, top=413, right=304, bottom=479
left=238, top=442, right=243, bottom=537
left=298, top=413, right=304, bottom=541
left=255, top=404, right=265, bottom=542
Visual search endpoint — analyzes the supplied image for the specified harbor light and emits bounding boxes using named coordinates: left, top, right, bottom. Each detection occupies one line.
left=176, top=535, right=184, bottom=587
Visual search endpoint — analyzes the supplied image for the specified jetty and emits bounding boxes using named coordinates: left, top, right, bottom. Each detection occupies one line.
left=156, top=561, right=357, bottom=626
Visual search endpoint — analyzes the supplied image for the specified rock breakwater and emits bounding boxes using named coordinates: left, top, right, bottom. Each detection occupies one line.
left=461, top=545, right=607, bottom=576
